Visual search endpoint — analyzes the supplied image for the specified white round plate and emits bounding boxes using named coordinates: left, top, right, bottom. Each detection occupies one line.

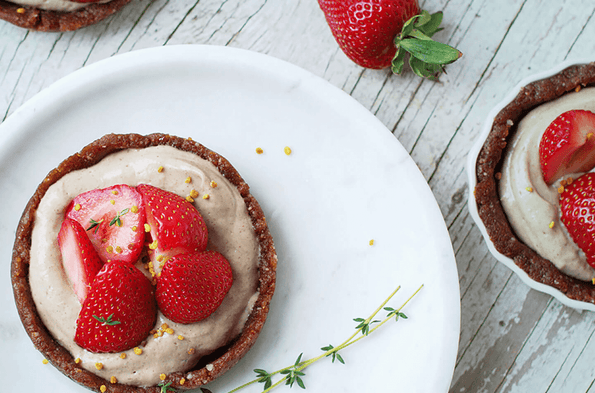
left=467, top=59, right=595, bottom=312
left=0, top=45, right=459, bottom=392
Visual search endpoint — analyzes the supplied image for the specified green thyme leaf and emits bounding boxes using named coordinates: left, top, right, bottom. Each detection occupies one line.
left=109, top=208, right=130, bottom=227
left=158, top=381, right=175, bottom=393
left=86, top=218, right=104, bottom=234
left=93, top=314, right=121, bottom=326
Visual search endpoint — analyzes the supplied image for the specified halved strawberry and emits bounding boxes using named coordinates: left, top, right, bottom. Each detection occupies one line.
left=560, top=173, right=595, bottom=268
left=57, top=218, right=104, bottom=304
left=74, top=261, right=157, bottom=353
left=136, top=184, right=208, bottom=259
left=156, top=251, right=233, bottom=324
left=539, top=110, right=595, bottom=185
left=65, top=185, right=146, bottom=264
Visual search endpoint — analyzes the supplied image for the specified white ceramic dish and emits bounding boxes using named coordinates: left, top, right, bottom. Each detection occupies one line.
left=467, top=59, right=595, bottom=312
left=0, top=45, right=459, bottom=392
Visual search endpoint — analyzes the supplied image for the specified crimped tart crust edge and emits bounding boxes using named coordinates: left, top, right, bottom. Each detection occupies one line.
left=11, top=133, right=278, bottom=392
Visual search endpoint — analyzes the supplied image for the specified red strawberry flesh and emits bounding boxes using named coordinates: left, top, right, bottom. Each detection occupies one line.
left=560, top=173, right=595, bottom=268
left=57, top=218, right=103, bottom=304
left=74, top=261, right=157, bottom=353
left=137, top=184, right=208, bottom=257
left=66, top=184, right=146, bottom=264
left=539, top=110, right=595, bottom=185
left=156, top=251, right=233, bottom=324
left=318, top=0, right=420, bottom=69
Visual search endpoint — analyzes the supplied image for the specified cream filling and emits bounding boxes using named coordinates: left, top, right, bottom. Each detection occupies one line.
left=500, top=87, right=595, bottom=281
left=11, top=0, right=112, bottom=12
left=29, top=145, right=260, bottom=386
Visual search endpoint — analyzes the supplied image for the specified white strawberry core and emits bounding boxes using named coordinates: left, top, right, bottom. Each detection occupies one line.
left=29, top=146, right=260, bottom=386
left=499, top=87, right=595, bottom=281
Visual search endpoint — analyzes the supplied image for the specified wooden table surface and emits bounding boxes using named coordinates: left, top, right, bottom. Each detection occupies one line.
left=2, top=0, right=595, bottom=392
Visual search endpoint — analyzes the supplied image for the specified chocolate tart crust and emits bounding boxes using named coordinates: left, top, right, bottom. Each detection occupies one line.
left=0, top=0, right=132, bottom=32
left=11, top=133, right=278, bottom=392
left=474, top=62, right=595, bottom=304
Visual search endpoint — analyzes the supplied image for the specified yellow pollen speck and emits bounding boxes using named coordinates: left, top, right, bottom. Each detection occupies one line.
left=149, top=240, right=158, bottom=250
left=284, top=146, right=292, bottom=155
left=95, top=362, right=103, bottom=370
left=178, top=335, right=184, bottom=340
left=110, top=376, right=117, bottom=384
left=210, top=181, right=218, bottom=188
left=161, top=323, right=169, bottom=330
left=157, top=255, right=164, bottom=262
left=42, top=359, right=49, bottom=364
left=115, top=246, right=123, bottom=254
left=160, top=373, right=166, bottom=381
left=120, top=353, right=126, bottom=359
left=592, top=277, right=595, bottom=285
left=203, top=194, right=210, bottom=200
left=369, top=239, right=374, bottom=246
left=190, top=189, right=199, bottom=198
left=188, top=348, right=196, bottom=355
left=158, top=166, right=164, bottom=173
left=144, top=223, right=151, bottom=232
left=106, top=246, right=114, bottom=254
left=134, top=347, right=143, bottom=355
left=185, top=176, right=192, bottom=183
left=526, top=187, right=533, bottom=192
left=180, top=378, right=186, bottom=385
left=186, top=195, right=194, bottom=203
left=131, top=205, right=139, bottom=213
left=110, top=199, right=115, bottom=205
left=558, top=186, right=565, bottom=194
left=75, top=358, right=81, bottom=364
left=17, top=7, right=25, bottom=13
left=256, top=147, right=264, bottom=154
left=132, top=226, right=138, bottom=232
left=111, top=190, right=118, bottom=195
left=100, top=386, right=107, bottom=393
left=74, top=203, right=82, bottom=211
left=549, top=221, right=555, bottom=229
left=165, top=328, right=174, bottom=335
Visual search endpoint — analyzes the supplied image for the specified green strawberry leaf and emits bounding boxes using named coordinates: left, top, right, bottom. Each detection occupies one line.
left=415, top=10, right=432, bottom=27
left=417, top=11, right=444, bottom=38
left=400, top=38, right=462, bottom=65
left=391, top=47, right=407, bottom=75
left=409, top=56, right=442, bottom=80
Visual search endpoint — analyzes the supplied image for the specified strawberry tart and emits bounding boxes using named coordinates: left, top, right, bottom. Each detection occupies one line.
left=0, top=0, right=132, bottom=31
left=474, top=62, right=595, bottom=304
left=11, top=133, right=277, bottom=392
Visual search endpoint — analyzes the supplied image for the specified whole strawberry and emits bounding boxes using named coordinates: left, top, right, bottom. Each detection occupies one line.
left=318, top=0, right=462, bottom=79
left=539, top=110, right=595, bottom=185
left=156, top=251, right=233, bottom=324
left=560, top=173, right=595, bottom=268
left=75, top=261, right=157, bottom=353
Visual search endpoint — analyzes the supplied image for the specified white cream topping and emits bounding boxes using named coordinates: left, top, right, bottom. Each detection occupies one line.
left=499, top=87, right=595, bottom=281
left=29, top=145, right=260, bottom=386
left=11, top=0, right=111, bottom=12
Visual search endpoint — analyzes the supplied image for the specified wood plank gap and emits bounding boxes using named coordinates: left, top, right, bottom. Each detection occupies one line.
left=492, top=297, right=554, bottom=392
left=464, top=0, right=527, bottom=104
left=388, top=77, right=424, bottom=135
left=129, top=0, right=172, bottom=51
left=225, top=0, right=268, bottom=46
left=559, top=326, right=595, bottom=391
left=543, top=349, right=574, bottom=393
left=0, top=30, right=28, bottom=86
left=564, top=6, right=595, bottom=60
left=115, top=1, right=156, bottom=54
left=455, top=271, right=514, bottom=367
left=164, top=0, right=202, bottom=45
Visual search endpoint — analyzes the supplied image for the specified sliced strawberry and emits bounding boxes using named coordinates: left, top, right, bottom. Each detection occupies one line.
left=74, top=261, right=157, bottom=353
left=539, top=110, right=595, bottom=185
left=560, top=173, right=595, bottom=267
left=65, top=184, right=146, bottom=264
left=136, top=184, right=208, bottom=258
left=156, top=251, right=233, bottom=324
left=57, top=218, right=103, bottom=304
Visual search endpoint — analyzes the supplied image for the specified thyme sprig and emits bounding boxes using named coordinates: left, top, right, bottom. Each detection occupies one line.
left=226, top=284, right=423, bottom=393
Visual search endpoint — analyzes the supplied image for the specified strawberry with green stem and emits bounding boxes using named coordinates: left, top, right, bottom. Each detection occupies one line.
left=318, top=0, right=462, bottom=80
